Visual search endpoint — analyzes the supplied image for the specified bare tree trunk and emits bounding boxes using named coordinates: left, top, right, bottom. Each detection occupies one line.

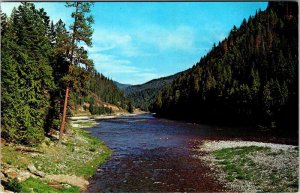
left=59, top=84, right=70, bottom=141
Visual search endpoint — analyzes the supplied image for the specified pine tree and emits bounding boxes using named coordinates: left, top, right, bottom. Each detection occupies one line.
left=2, top=3, right=54, bottom=144
left=59, top=2, right=94, bottom=141
left=152, top=2, right=297, bottom=130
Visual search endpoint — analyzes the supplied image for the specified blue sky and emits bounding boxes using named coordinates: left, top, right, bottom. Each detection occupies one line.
left=1, top=2, right=268, bottom=85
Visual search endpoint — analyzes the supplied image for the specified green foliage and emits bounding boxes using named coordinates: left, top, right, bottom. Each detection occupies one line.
left=6, top=179, right=22, bottom=192
left=125, top=72, right=181, bottom=111
left=213, top=146, right=298, bottom=192
left=19, top=177, right=80, bottom=193
left=89, top=104, right=112, bottom=115
left=86, top=72, right=128, bottom=109
left=1, top=2, right=130, bottom=145
left=1, top=3, right=54, bottom=144
left=70, top=71, right=129, bottom=115
left=127, top=100, right=134, bottom=113
left=152, top=2, right=298, bottom=130
left=214, top=146, right=267, bottom=181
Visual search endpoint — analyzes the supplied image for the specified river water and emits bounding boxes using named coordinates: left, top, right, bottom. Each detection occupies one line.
left=85, top=114, right=297, bottom=192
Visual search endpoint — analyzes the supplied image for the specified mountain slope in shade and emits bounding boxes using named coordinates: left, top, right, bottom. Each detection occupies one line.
left=124, top=72, right=182, bottom=110
left=152, top=2, right=298, bottom=131
left=113, top=81, right=132, bottom=90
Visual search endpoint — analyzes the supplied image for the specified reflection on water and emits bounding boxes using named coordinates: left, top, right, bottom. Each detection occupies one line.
left=85, top=114, right=297, bottom=192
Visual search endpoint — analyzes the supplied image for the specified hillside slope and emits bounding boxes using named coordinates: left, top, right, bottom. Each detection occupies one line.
left=124, top=72, right=182, bottom=110
left=152, top=2, right=298, bottom=131
left=70, top=72, right=130, bottom=116
left=113, top=81, right=131, bottom=90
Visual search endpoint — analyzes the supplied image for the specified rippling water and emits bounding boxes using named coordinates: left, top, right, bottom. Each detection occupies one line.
left=85, top=114, right=297, bottom=192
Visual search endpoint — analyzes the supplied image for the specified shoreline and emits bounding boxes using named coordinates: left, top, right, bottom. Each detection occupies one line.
left=1, top=123, right=112, bottom=193
left=70, top=111, right=150, bottom=121
left=69, top=112, right=150, bottom=128
left=193, top=140, right=299, bottom=192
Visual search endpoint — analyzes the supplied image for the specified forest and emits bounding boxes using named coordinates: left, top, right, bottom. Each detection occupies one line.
left=151, top=2, right=298, bottom=131
left=124, top=72, right=181, bottom=111
left=1, top=2, right=130, bottom=145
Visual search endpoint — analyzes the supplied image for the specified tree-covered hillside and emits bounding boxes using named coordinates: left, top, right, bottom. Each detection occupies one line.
left=152, top=2, right=298, bottom=131
left=125, top=72, right=182, bottom=111
left=1, top=3, right=130, bottom=145
left=114, top=81, right=131, bottom=90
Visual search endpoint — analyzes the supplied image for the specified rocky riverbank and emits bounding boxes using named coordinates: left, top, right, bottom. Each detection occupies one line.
left=193, top=140, right=299, bottom=192
left=70, top=111, right=149, bottom=128
left=0, top=123, right=112, bottom=193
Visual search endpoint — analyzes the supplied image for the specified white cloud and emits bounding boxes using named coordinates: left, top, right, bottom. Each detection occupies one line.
left=89, top=52, right=164, bottom=84
left=90, top=24, right=198, bottom=59
left=137, top=25, right=197, bottom=52
left=92, top=29, right=139, bottom=57
left=90, top=53, right=137, bottom=74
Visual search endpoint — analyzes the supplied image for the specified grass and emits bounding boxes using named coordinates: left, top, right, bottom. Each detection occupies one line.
left=31, top=128, right=112, bottom=178
left=214, top=146, right=265, bottom=181
left=19, top=178, right=80, bottom=193
left=2, top=126, right=112, bottom=192
left=2, top=145, right=31, bottom=170
left=213, top=146, right=298, bottom=192
left=73, top=121, right=97, bottom=127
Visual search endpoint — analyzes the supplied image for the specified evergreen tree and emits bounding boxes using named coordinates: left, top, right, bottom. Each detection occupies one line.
left=1, top=3, right=54, bottom=144
left=152, top=2, right=298, bottom=130
left=59, top=2, right=94, bottom=141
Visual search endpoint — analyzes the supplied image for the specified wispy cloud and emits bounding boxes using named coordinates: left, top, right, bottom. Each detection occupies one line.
left=90, top=53, right=164, bottom=84
left=92, top=29, right=139, bottom=57
left=91, top=53, right=134, bottom=73
left=1, top=2, right=267, bottom=85
left=137, top=25, right=197, bottom=52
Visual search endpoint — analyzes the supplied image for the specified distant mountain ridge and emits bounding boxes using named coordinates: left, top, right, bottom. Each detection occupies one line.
left=120, top=72, right=182, bottom=110
left=113, top=81, right=131, bottom=90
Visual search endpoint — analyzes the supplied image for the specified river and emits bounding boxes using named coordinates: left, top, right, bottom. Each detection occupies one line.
left=85, top=114, right=297, bottom=192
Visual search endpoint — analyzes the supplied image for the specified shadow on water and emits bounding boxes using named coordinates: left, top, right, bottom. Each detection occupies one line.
left=84, top=114, right=298, bottom=192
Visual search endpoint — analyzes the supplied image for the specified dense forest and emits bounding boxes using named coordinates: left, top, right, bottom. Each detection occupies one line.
left=71, top=72, right=129, bottom=115
left=1, top=2, right=130, bottom=144
left=152, top=2, right=298, bottom=131
left=124, top=72, right=182, bottom=111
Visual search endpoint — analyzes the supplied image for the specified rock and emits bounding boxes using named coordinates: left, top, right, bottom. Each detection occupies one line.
left=17, top=171, right=32, bottom=182
left=62, top=183, right=71, bottom=189
left=28, top=164, right=37, bottom=173
left=28, top=164, right=45, bottom=177
left=0, top=171, right=5, bottom=178
left=0, top=138, right=6, bottom=145
left=46, top=174, right=89, bottom=191
left=31, top=153, right=39, bottom=158
left=35, top=170, right=45, bottom=178
left=0, top=184, right=5, bottom=191
left=48, top=181, right=64, bottom=189
left=3, top=168, right=18, bottom=179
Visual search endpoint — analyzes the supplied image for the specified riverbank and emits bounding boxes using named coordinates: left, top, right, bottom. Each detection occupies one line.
left=70, top=110, right=149, bottom=128
left=1, top=123, right=112, bottom=192
left=193, top=140, right=299, bottom=192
